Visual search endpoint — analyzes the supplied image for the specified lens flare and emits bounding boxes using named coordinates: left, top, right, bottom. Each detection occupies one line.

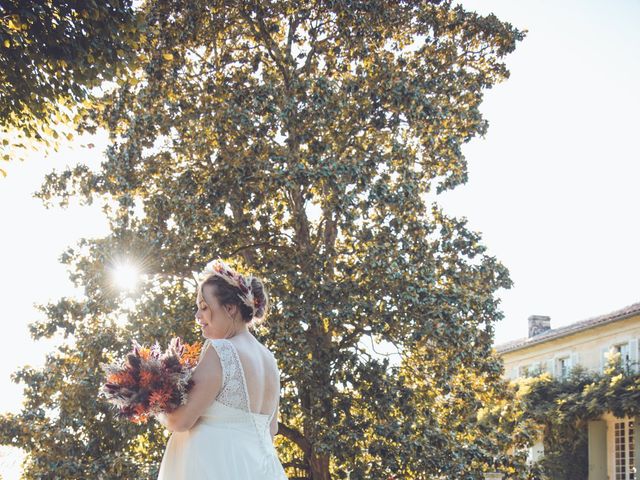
left=111, top=261, right=140, bottom=292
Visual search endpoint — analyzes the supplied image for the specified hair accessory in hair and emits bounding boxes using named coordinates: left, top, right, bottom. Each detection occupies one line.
left=202, top=259, right=261, bottom=318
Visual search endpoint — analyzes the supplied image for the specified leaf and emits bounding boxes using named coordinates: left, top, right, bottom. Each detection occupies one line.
left=162, top=52, right=174, bottom=61
left=0, top=1, right=135, bottom=168
left=7, top=19, right=21, bottom=31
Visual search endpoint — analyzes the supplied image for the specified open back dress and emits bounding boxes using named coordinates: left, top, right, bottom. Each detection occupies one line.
left=157, top=338, right=288, bottom=479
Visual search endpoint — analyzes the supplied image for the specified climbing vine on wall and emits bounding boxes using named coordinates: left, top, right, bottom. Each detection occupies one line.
left=515, top=355, right=640, bottom=479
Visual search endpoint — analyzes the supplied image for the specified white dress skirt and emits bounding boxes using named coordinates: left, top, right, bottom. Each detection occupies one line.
left=157, top=339, right=288, bottom=480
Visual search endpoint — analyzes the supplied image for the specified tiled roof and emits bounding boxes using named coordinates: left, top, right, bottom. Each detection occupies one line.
left=494, top=301, right=640, bottom=354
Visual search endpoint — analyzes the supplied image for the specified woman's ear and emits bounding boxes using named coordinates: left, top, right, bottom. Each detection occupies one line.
left=225, top=304, right=236, bottom=316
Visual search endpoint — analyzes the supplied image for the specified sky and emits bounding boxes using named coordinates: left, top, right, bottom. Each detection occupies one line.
left=1, top=0, right=640, bottom=475
left=439, top=0, right=640, bottom=344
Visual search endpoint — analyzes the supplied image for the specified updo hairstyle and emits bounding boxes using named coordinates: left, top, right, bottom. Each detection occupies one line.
left=197, top=271, right=269, bottom=326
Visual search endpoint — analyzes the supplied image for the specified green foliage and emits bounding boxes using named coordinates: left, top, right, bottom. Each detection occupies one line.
left=1, top=1, right=533, bottom=478
left=517, top=359, right=640, bottom=480
left=0, top=0, right=138, bottom=171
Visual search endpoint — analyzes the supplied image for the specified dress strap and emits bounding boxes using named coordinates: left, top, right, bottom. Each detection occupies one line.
left=223, top=338, right=253, bottom=413
left=207, top=338, right=250, bottom=412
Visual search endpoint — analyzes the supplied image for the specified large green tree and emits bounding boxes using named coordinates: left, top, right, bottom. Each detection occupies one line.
left=0, top=0, right=137, bottom=171
left=1, top=1, right=533, bottom=478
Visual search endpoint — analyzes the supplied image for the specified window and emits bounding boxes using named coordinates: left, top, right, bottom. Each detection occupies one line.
left=518, top=365, right=530, bottom=378
left=557, top=357, right=570, bottom=379
left=518, top=362, right=542, bottom=378
left=614, top=419, right=635, bottom=480
left=614, top=343, right=632, bottom=372
left=604, top=343, right=633, bottom=373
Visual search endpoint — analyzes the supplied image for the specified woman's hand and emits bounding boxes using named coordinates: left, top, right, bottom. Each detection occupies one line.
left=155, top=412, right=170, bottom=428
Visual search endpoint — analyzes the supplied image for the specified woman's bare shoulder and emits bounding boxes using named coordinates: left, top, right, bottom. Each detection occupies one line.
left=249, top=339, right=277, bottom=370
left=256, top=340, right=276, bottom=359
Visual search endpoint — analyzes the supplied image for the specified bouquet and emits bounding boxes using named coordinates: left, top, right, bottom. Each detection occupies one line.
left=100, top=337, right=203, bottom=424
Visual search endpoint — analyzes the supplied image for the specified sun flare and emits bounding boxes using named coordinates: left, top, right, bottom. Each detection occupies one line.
left=111, top=261, right=140, bottom=292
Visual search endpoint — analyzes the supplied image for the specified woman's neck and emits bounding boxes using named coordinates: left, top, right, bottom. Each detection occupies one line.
left=229, top=327, right=251, bottom=339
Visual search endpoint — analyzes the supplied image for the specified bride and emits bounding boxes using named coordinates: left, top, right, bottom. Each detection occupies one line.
left=156, top=259, right=288, bottom=479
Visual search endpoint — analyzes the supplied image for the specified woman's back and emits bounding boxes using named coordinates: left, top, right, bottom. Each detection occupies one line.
left=226, top=334, right=280, bottom=418
left=157, top=335, right=287, bottom=479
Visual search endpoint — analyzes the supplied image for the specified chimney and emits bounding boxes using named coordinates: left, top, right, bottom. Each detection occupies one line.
left=528, top=315, right=551, bottom=338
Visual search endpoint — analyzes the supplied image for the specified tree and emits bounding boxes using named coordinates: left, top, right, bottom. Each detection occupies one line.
left=1, top=1, right=532, bottom=478
left=0, top=0, right=137, bottom=173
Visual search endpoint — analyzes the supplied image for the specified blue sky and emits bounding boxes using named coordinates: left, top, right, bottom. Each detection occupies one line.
left=0, top=0, right=639, bottom=447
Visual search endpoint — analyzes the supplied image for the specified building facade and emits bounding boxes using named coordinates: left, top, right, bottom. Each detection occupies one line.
left=494, top=302, right=640, bottom=480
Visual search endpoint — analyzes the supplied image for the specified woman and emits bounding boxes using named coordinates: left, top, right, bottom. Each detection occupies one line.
left=156, top=259, right=288, bottom=479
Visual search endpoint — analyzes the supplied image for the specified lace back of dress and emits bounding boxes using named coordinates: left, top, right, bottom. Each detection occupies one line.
left=207, top=339, right=283, bottom=476
left=208, top=339, right=250, bottom=412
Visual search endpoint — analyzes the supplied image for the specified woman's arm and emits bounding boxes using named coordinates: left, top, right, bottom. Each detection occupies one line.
left=269, top=360, right=281, bottom=440
left=158, top=343, right=222, bottom=432
left=269, top=396, right=279, bottom=440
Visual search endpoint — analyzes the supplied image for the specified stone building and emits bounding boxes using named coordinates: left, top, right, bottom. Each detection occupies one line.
left=494, top=301, right=640, bottom=480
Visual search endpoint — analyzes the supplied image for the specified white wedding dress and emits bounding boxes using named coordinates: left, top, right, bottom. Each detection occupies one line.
left=157, top=338, right=288, bottom=479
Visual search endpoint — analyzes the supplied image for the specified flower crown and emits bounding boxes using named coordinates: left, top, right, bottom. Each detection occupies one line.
left=201, top=259, right=263, bottom=319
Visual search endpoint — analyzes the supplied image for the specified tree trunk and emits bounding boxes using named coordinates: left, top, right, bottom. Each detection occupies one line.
left=309, top=449, right=331, bottom=480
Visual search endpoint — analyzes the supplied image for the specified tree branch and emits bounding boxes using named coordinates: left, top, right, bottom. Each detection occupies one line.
left=228, top=241, right=290, bottom=257
left=286, top=13, right=301, bottom=66
left=240, top=6, right=290, bottom=85
left=278, top=422, right=311, bottom=456
left=297, top=18, right=330, bottom=77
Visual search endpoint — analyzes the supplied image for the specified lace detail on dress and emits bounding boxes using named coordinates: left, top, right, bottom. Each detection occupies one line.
left=208, top=338, right=281, bottom=473
left=207, top=339, right=250, bottom=412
